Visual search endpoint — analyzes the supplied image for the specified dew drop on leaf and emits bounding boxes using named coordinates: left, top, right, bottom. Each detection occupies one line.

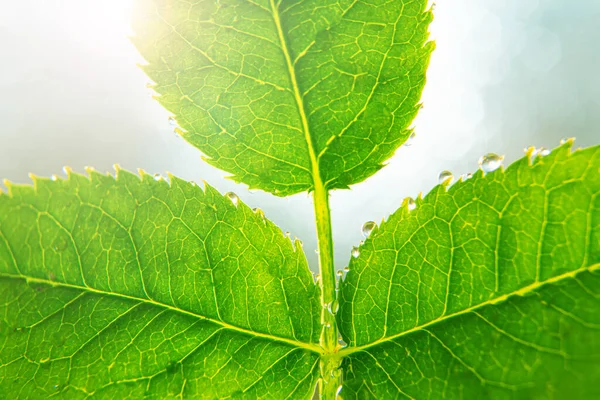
left=336, top=270, right=343, bottom=278
left=343, top=266, right=350, bottom=273
left=153, top=174, right=163, bottom=182
left=538, top=147, right=551, bottom=157
left=314, top=274, right=321, bottom=284
left=478, top=153, right=504, bottom=173
left=361, top=221, right=377, bottom=238
left=406, top=197, right=416, bottom=211
left=338, top=334, right=348, bottom=349
left=560, top=137, right=574, bottom=145
left=336, top=385, right=344, bottom=400
left=438, top=170, right=453, bottom=184
left=328, top=300, right=339, bottom=315
left=53, top=384, right=59, bottom=390
left=225, top=192, right=239, bottom=206
left=168, top=116, right=177, bottom=127
left=51, top=175, right=58, bottom=181
left=351, top=247, right=360, bottom=258
left=527, top=146, right=551, bottom=161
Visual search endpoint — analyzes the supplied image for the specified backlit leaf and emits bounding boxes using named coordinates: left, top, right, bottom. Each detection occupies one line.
left=338, top=143, right=600, bottom=398
left=131, top=0, right=433, bottom=196
left=0, top=169, right=320, bottom=398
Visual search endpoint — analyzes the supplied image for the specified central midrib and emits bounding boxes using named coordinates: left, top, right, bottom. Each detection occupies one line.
left=268, top=0, right=323, bottom=190
left=0, top=272, right=322, bottom=354
left=338, top=262, right=600, bottom=357
left=268, top=0, right=339, bottom=357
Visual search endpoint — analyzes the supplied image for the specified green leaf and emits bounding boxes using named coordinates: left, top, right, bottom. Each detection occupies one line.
left=338, top=143, right=600, bottom=398
left=0, top=169, right=321, bottom=398
left=131, top=0, right=433, bottom=196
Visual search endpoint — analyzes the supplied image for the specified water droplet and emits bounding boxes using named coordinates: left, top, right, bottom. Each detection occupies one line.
left=328, top=300, right=339, bottom=315
left=314, top=274, right=321, bottom=284
left=336, top=385, right=344, bottom=400
left=406, top=197, right=416, bottom=211
left=343, top=266, right=350, bottom=273
left=53, top=384, right=59, bottom=390
left=225, top=192, right=239, bottom=206
left=527, top=147, right=551, bottom=162
left=324, top=322, right=331, bottom=329
left=438, top=170, right=453, bottom=185
left=168, top=116, right=177, bottom=127
left=351, top=247, right=360, bottom=258
left=537, top=147, right=550, bottom=157
left=560, top=137, right=575, bottom=145
left=404, top=132, right=416, bottom=146
left=460, top=173, right=473, bottom=181
left=51, top=175, right=58, bottom=181
left=336, top=270, right=343, bottom=278
left=153, top=174, right=163, bottom=181
left=361, top=221, right=376, bottom=238
left=338, top=336, right=348, bottom=348
left=478, top=153, right=504, bottom=173
left=314, top=249, right=320, bottom=255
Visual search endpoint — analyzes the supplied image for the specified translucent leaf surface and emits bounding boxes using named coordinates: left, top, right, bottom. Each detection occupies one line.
left=131, top=0, right=433, bottom=196
left=0, top=170, right=320, bottom=398
left=338, top=143, right=600, bottom=398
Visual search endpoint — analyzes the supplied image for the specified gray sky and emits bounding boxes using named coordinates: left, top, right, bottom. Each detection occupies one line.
left=1, top=0, right=599, bottom=272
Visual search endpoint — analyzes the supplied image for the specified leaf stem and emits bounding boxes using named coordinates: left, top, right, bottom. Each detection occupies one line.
left=314, top=180, right=336, bottom=353
left=313, top=179, right=342, bottom=399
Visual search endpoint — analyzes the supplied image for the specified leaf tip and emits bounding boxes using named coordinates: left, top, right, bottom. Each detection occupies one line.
left=293, top=238, right=303, bottom=253
left=136, top=168, right=150, bottom=181
left=1, top=179, right=13, bottom=197
left=113, top=164, right=122, bottom=176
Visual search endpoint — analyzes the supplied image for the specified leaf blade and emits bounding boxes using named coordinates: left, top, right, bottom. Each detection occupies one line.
left=0, top=170, right=320, bottom=397
left=131, top=0, right=433, bottom=195
left=338, top=143, right=600, bottom=397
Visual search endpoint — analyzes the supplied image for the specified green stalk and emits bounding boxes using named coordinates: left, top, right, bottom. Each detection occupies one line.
left=314, top=180, right=336, bottom=351
left=313, top=179, right=341, bottom=399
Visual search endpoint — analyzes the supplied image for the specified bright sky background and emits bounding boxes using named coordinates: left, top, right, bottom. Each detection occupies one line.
left=1, top=0, right=599, bottom=272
